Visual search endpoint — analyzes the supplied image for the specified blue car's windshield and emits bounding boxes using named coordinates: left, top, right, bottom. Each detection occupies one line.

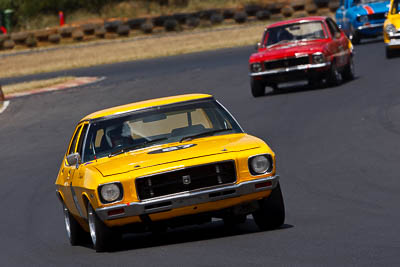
left=353, top=0, right=386, bottom=5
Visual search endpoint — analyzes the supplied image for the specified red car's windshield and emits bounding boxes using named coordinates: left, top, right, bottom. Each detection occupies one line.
left=264, top=21, right=327, bottom=47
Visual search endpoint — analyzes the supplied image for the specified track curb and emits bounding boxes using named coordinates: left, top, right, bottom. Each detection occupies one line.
left=0, top=101, right=10, bottom=114
left=5, top=76, right=106, bottom=99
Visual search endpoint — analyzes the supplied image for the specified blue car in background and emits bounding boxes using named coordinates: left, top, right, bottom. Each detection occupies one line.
left=336, top=0, right=391, bottom=44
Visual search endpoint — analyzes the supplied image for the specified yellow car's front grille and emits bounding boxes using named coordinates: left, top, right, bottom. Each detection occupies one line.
left=135, top=160, right=236, bottom=201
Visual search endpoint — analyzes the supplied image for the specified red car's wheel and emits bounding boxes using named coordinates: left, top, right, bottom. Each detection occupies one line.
left=327, top=61, right=343, bottom=86
left=342, top=56, right=355, bottom=81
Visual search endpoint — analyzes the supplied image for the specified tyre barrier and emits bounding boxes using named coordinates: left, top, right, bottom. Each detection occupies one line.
left=234, top=11, right=248, bottom=24
left=256, top=10, right=271, bottom=21
left=141, top=21, right=154, bottom=34
left=0, top=1, right=338, bottom=51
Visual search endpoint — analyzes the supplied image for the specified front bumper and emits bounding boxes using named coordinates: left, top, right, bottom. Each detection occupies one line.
left=96, top=175, right=280, bottom=221
left=249, top=62, right=330, bottom=78
left=357, top=22, right=384, bottom=31
left=386, top=33, right=400, bottom=48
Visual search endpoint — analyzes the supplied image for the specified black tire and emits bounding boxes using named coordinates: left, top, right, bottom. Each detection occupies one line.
left=342, top=56, right=355, bottom=81
left=252, top=183, right=285, bottom=231
left=386, top=46, right=394, bottom=59
left=63, top=204, right=87, bottom=246
left=327, top=61, right=342, bottom=86
left=349, top=27, right=360, bottom=45
left=88, top=204, right=118, bottom=252
left=251, top=79, right=265, bottom=97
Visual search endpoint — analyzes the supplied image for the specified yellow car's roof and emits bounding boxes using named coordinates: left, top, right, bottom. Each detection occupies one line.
left=81, top=94, right=213, bottom=121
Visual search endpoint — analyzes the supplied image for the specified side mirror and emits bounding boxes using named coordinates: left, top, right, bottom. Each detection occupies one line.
left=255, top=42, right=261, bottom=50
left=66, top=153, right=81, bottom=168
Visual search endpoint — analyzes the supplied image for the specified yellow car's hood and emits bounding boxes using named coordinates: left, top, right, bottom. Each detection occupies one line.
left=94, top=133, right=262, bottom=177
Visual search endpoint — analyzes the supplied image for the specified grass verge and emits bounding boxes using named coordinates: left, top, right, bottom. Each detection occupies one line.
left=0, top=23, right=267, bottom=79
left=2, top=77, right=76, bottom=95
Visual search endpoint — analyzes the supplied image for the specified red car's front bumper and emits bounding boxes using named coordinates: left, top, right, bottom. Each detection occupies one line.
left=250, top=62, right=331, bottom=83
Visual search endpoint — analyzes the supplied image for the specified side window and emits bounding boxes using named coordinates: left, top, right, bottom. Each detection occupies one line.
left=76, top=124, right=89, bottom=157
left=326, top=19, right=339, bottom=38
left=67, top=125, right=82, bottom=155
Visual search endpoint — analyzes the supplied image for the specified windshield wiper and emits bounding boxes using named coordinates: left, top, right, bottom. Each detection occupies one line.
left=267, top=39, right=293, bottom=48
left=180, top=128, right=232, bottom=142
left=108, top=137, right=168, bottom=157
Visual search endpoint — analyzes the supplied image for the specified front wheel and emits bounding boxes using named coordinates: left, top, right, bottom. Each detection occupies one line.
left=252, top=182, right=285, bottom=231
left=386, top=47, right=394, bottom=59
left=63, top=204, right=87, bottom=246
left=349, top=27, right=360, bottom=45
left=88, top=204, right=119, bottom=252
left=251, top=79, right=265, bottom=97
left=342, top=56, right=355, bottom=81
left=327, top=61, right=342, bottom=87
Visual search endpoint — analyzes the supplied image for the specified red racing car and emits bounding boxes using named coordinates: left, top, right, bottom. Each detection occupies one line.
left=249, top=16, right=354, bottom=97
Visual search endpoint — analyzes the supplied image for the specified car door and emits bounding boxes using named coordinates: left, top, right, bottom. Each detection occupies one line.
left=69, top=123, right=89, bottom=219
left=326, top=18, right=346, bottom=67
left=60, top=124, right=83, bottom=216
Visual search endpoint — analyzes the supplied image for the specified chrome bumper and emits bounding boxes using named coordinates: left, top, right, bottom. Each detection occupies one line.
left=249, top=62, right=330, bottom=77
left=357, top=23, right=384, bottom=31
left=96, top=175, right=280, bottom=221
left=387, top=35, right=400, bottom=47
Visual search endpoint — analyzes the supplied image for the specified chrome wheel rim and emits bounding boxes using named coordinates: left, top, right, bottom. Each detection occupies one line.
left=333, top=65, right=342, bottom=84
left=88, top=207, right=97, bottom=245
left=350, top=59, right=355, bottom=76
left=63, top=206, right=71, bottom=240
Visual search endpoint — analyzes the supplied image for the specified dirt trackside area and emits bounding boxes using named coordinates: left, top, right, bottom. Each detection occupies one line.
left=0, top=23, right=266, bottom=79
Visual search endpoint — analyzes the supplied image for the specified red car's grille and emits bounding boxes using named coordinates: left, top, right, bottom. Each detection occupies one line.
left=264, top=56, right=309, bottom=70
left=135, top=161, right=237, bottom=201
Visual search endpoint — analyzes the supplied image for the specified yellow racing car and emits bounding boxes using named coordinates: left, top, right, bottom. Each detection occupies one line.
left=55, top=94, right=284, bottom=252
left=384, top=0, right=400, bottom=58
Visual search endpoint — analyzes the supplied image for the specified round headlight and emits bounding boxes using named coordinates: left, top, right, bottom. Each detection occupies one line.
left=358, top=15, right=368, bottom=23
left=100, top=183, right=121, bottom=203
left=249, top=155, right=271, bottom=175
left=251, top=62, right=262, bottom=73
left=312, top=53, right=325, bottom=64
left=385, top=24, right=396, bottom=36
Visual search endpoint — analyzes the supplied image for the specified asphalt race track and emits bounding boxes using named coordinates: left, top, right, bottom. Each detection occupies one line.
left=1, top=40, right=400, bottom=266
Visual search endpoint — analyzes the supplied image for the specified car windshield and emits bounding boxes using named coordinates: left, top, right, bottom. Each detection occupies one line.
left=82, top=99, right=243, bottom=161
left=264, top=21, right=327, bottom=47
left=391, top=0, right=400, bottom=14
left=353, top=0, right=385, bottom=5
